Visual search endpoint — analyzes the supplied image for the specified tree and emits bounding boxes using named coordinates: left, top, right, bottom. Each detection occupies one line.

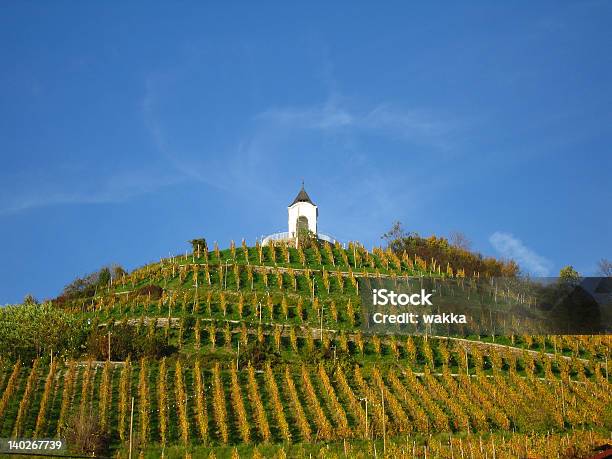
left=449, top=231, right=471, bottom=250
left=189, top=238, right=207, bottom=254
left=55, top=264, right=126, bottom=304
left=597, top=258, right=612, bottom=277
left=297, top=227, right=318, bottom=249
left=381, top=221, right=407, bottom=245
left=110, top=264, right=127, bottom=281
left=0, top=303, right=90, bottom=361
left=559, top=265, right=580, bottom=282
left=87, top=323, right=174, bottom=360
left=98, top=267, right=111, bottom=287
left=381, top=222, right=519, bottom=277
left=23, top=294, right=39, bottom=305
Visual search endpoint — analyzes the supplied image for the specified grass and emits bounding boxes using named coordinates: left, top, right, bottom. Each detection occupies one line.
left=1, top=244, right=609, bottom=458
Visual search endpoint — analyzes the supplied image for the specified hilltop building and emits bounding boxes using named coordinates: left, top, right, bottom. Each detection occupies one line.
left=288, top=184, right=317, bottom=237
left=262, top=183, right=338, bottom=246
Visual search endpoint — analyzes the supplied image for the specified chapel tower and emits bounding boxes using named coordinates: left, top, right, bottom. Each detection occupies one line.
left=288, top=182, right=318, bottom=238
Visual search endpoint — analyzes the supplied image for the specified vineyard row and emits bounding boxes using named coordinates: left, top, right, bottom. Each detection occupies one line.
left=0, top=359, right=609, bottom=447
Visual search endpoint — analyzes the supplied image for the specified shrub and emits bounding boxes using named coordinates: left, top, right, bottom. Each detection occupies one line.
left=238, top=341, right=282, bottom=369
left=63, top=412, right=109, bottom=456
left=383, top=222, right=519, bottom=277
left=54, top=264, right=126, bottom=305
left=134, top=284, right=164, bottom=300
left=0, top=303, right=89, bottom=361
left=87, top=323, right=175, bottom=360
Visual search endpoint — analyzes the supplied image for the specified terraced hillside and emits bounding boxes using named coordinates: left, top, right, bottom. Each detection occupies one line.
left=0, top=240, right=610, bottom=458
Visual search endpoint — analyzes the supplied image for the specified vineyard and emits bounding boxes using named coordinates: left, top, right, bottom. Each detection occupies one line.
left=0, top=239, right=610, bottom=458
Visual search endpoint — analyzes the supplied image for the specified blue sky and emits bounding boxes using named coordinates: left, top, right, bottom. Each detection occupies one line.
left=1, top=2, right=611, bottom=304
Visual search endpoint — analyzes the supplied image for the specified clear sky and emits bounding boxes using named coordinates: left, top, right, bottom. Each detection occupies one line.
left=1, top=2, right=611, bottom=304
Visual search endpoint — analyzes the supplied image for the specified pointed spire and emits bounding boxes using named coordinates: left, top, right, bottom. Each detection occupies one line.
left=290, top=182, right=314, bottom=206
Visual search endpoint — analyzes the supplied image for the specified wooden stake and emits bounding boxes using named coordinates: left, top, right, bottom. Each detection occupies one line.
left=381, top=386, right=386, bottom=455
left=364, top=397, right=368, bottom=439
left=129, top=396, right=134, bottom=459
left=320, top=302, right=324, bottom=342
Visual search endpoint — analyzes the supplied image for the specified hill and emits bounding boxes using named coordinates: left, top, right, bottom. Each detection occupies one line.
left=0, top=239, right=610, bottom=458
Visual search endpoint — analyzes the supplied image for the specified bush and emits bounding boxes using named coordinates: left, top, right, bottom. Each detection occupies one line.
left=304, top=346, right=355, bottom=374
left=238, top=341, right=282, bottom=369
left=383, top=221, right=519, bottom=277
left=297, top=228, right=319, bottom=250
left=54, top=264, right=126, bottom=305
left=64, top=412, right=109, bottom=456
left=87, top=323, right=175, bottom=360
left=134, top=284, right=163, bottom=300
left=0, top=303, right=90, bottom=362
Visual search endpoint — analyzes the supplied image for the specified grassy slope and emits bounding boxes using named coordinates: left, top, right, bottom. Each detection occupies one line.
left=0, top=243, right=610, bottom=458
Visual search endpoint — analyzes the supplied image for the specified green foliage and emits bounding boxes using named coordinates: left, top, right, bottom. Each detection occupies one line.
left=23, top=293, right=39, bottom=305
left=190, top=238, right=207, bottom=254
left=559, top=265, right=580, bottom=282
left=2, top=236, right=604, bottom=456
left=87, top=323, right=175, bottom=360
left=98, top=267, right=111, bottom=287
left=134, top=284, right=164, bottom=300
left=383, top=221, right=519, bottom=277
left=604, top=399, right=612, bottom=432
left=306, top=344, right=356, bottom=374
left=0, top=302, right=89, bottom=362
left=297, top=228, right=319, bottom=249
left=238, top=340, right=282, bottom=369
left=55, top=264, right=126, bottom=304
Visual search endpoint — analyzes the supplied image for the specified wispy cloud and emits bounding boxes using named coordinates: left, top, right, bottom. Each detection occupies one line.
left=256, top=100, right=354, bottom=130
left=142, top=75, right=248, bottom=193
left=256, top=99, right=457, bottom=148
left=0, top=169, right=180, bottom=216
left=142, top=64, right=462, bottom=196
left=363, top=105, right=457, bottom=147
left=489, top=231, right=553, bottom=276
left=140, top=67, right=465, bottom=244
left=1, top=192, right=114, bottom=215
left=138, top=47, right=471, bottom=245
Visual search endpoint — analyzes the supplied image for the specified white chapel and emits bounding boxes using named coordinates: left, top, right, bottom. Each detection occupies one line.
left=262, top=183, right=337, bottom=245
left=287, top=183, right=318, bottom=238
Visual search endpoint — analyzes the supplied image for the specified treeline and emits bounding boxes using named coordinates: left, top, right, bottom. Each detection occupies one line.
left=383, top=222, right=519, bottom=278
left=0, top=302, right=175, bottom=363
left=53, top=264, right=126, bottom=306
left=0, top=303, right=90, bottom=362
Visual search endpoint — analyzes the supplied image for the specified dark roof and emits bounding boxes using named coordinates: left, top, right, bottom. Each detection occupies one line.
left=290, top=185, right=315, bottom=206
